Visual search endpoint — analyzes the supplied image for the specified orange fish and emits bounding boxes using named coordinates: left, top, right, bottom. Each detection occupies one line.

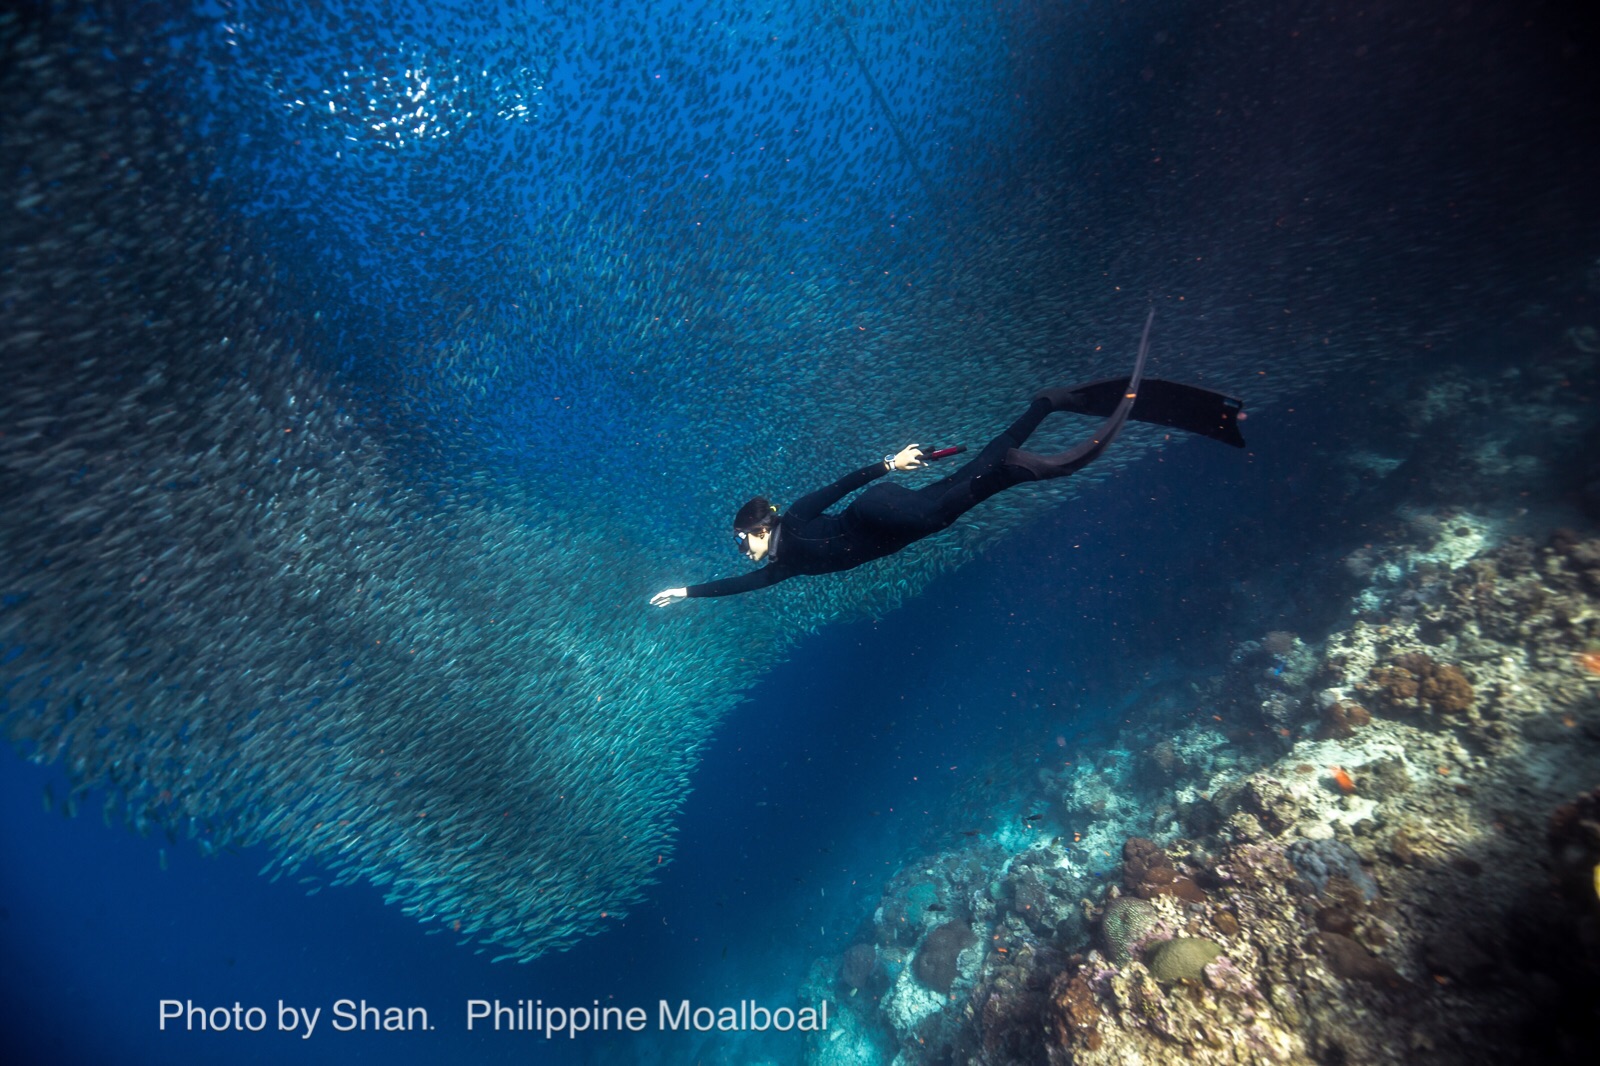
left=1329, top=766, right=1357, bottom=794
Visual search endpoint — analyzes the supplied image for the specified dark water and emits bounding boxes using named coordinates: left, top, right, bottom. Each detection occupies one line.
left=3, top=0, right=1597, bottom=1063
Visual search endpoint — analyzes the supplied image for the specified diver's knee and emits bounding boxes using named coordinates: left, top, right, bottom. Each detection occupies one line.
left=1033, top=387, right=1089, bottom=412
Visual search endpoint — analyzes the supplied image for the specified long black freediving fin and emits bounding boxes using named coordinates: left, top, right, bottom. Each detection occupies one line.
left=1053, top=375, right=1247, bottom=448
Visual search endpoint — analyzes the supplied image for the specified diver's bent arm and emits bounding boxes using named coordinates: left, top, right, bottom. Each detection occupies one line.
left=786, top=443, right=923, bottom=523
left=785, top=463, right=886, bottom=522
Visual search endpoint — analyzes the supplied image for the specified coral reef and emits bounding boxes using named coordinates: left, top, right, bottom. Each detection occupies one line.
left=1046, top=972, right=1101, bottom=1051
left=1122, top=837, right=1208, bottom=902
left=1312, top=931, right=1403, bottom=987
left=1286, top=839, right=1378, bottom=901
left=801, top=342, right=1600, bottom=1064
left=1146, top=936, right=1224, bottom=984
left=1364, top=652, right=1476, bottom=718
left=841, top=942, right=881, bottom=993
left=1315, top=700, right=1371, bottom=740
left=916, top=922, right=978, bottom=994
left=805, top=540, right=1600, bottom=1063
left=1100, top=897, right=1160, bottom=965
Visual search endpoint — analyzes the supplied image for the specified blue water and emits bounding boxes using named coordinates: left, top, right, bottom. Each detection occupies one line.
left=4, top=0, right=1597, bottom=1062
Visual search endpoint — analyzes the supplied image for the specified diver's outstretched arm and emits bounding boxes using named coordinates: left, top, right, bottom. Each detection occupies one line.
left=650, top=587, right=688, bottom=606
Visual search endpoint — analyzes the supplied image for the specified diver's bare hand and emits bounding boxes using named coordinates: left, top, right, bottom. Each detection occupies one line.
left=891, top=443, right=926, bottom=472
left=650, top=587, right=688, bottom=607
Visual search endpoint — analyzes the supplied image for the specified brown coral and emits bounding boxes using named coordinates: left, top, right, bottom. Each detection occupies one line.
left=1365, top=653, right=1474, bottom=716
left=1316, top=700, right=1372, bottom=739
left=1419, top=662, right=1474, bottom=713
left=1369, top=665, right=1419, bottom=706
left=1313, top=931, right=1405, bottom=988
left=1047, top=970, right=1102, bottom=1051
left=913, top=921, right=976, bottom=993
left=839, top=942, right=878, bottom=991
left=1122, top=837, right=1208, bottom=903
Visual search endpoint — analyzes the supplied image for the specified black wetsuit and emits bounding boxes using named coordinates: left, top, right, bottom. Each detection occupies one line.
left=685, top=397, right=1058, bottom=598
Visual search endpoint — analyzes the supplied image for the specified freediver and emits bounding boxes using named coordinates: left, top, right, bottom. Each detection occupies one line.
left=649, top=310, right=1245, bottom=605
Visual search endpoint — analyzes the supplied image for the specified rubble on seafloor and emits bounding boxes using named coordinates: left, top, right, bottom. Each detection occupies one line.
left=801, top=348, right=1600, bottom=1065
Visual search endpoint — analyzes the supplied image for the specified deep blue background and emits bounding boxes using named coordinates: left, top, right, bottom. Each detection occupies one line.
left=6, top=0, right=1599, bottom=1061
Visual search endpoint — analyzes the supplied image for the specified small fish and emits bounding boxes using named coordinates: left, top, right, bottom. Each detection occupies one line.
left=1024, top=813, right=1044, bottom=822
left=1328, top=766, right=1357, bottom=795
left=925, top=903, right=946, bottom=913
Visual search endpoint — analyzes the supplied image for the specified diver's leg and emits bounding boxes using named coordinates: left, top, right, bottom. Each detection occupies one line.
left=926, top=463, right=1024, bottom=523
left=942, top=395, right=1052, bottom=483
left=1006, top=308, right=1154, bottom=480
left=916, top=308, right=1162, bottom=523
left=998, top=396, right=1056, bottom=449
left=920, top=403, right=1054, bottom=524
left=914, top=371, right=1103, bottom=525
